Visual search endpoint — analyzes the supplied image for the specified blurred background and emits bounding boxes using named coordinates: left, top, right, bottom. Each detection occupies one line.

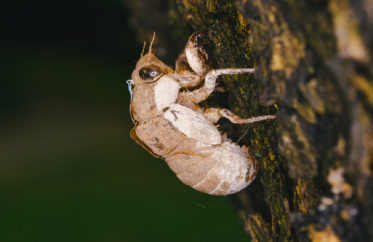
left=0, top=0, right=249, bottom=241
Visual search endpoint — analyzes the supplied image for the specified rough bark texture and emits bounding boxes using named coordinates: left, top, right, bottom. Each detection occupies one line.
left=124, top=0, right=373, bottom=241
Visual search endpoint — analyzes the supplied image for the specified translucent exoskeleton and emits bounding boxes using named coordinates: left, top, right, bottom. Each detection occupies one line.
left=127, top=32, right=276, bottom=195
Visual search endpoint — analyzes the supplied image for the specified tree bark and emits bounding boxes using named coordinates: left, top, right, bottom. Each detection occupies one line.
left=125, top=0, right=373, bottom=241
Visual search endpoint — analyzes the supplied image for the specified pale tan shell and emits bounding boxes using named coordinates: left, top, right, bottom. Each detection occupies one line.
left=134, top=107, right=258, bottom=195
left=128, top=32, right=274, bottom=195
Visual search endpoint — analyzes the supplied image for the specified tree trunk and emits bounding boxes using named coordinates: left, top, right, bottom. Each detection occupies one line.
left=124, top=0, right=373, bottom=241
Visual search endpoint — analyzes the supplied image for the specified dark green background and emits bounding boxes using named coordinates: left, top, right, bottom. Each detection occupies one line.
left=0, top=0, right=248, bottom=241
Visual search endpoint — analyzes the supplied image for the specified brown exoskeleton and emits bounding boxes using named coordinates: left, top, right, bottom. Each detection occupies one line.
left=127, top=32, right=275, bottom=195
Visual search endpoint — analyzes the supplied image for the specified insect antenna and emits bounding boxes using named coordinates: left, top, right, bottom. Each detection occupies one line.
left=140, top=41, right=146, bottom=57
left=148, top=32, right=156, bottom=61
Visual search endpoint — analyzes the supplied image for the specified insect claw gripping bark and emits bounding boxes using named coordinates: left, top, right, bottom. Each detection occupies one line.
left=128, top=32, right=276, bottom=195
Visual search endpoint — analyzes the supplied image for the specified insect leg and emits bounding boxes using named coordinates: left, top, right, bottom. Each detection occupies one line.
left=204, top=68, right=255, bottom=95
left=201, top=108, right=220, bottom=123
left=201, top=107, right=275, bottom=124
left=180, top=68, right=256, bottom=104
left=219, top=109, right=276, bottom=124
left=174, top=73, right=202, bottom=88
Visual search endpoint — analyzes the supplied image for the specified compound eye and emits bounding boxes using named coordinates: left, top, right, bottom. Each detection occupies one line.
left=139, top=65, right=163, bottom=82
